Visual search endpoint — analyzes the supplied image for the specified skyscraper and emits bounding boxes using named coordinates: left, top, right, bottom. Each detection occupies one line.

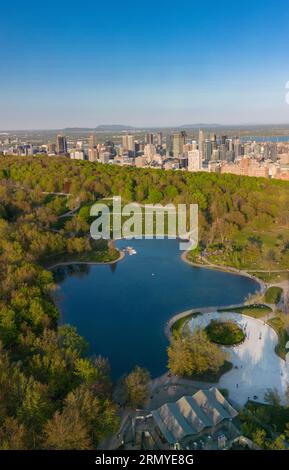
left=210, top=133, right=217, bottom=150
left=145, top=133, right=154, bottom=145
left=122, top=134, right=134, bottom=152
left=157, top=132, right=163, bottom=146
left=166, top=134, right=173, bottom=156
left=144, top=144, right=155, bottom=163
left=198, top=129, right=205, bottom=161
left=88, top=134, right=97, bottom=149
left=88, top=134, right=98, bottom=161
left=173, top=132, right=186, bottom=158
left=204, top=140, right=212, bottom=162
left=56, top=135, right=67, bottom=154
left=188, top=150, right=202, bottom=172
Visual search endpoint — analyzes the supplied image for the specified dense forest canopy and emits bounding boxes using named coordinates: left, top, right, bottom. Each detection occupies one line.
left=2, top=154, right=289, bottom=269
left=0, top=154, right=289, bottom=448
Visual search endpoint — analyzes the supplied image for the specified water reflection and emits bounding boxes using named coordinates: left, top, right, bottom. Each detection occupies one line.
left=52, top=264, right=91, bottom=283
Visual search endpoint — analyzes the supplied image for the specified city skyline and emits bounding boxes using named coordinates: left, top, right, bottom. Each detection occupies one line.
left=2, top=0, right=289, bottom=129
left=2, top=126, right=289, bottom=181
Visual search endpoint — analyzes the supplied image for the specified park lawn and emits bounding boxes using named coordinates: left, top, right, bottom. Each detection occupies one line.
left=235, top=226, right=289, bottom=247
left=218, top=304, right=272, bottom=319
left=233, top=230, right=277, bottom=249
left=267, top=316, right=289, bottom=360
left=203, top=224, right=289, bottom=271
left=171, top=312, right=201, bottom=338
left=250, top=271, right=289, bottom=283
left=264, top=286, right=283, bottom=304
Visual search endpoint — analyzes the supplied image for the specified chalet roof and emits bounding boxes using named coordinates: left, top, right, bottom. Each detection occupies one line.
left=151, top=387, right=238, bottom=445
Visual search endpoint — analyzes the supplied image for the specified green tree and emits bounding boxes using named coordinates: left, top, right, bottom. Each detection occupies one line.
left=64, top=385, right=119, bottom=445
left=0, top=417, right=26, bottom=450
left=43, top=408, right=92, bottom=450
left=264, top=388, right=281, bottom=407
left=252, top=428, right=266, bottom=448
left=124, top=366, right=151, bottom=408
left=168, top=330, right=226, bottom=377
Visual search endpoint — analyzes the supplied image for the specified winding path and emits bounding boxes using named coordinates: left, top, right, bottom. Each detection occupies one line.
left=187, top=311, right=289, bottom=406
left=161, top=251, right=289, bottom=407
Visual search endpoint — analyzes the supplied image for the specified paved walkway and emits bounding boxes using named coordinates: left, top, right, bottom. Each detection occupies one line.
left=147, top=373, right=215, bottom=411
left=188, top=311, right=289, bottom=406
left=274, top=280, right=289, bottom=314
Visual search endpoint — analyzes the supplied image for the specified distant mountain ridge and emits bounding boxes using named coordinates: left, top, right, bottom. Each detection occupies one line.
left=180, top=123, right=222, bottom=129
left=2, top=123, right=289, bottom=133
left=63, top=125, right=135, bottom=132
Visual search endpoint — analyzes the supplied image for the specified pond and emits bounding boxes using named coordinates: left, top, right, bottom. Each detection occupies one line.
left=53, top=238, right=259, bottom=379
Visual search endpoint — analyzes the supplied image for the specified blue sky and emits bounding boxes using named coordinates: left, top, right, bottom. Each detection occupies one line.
left=1, top=0, right=289, bottom=129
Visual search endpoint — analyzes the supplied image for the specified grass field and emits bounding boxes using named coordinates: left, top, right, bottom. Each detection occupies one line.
left=267, top=315, right=289, bottom=360
left=264, top=286, right=283, bottom=304
left=218, top=304, right=272, bottom=319
left=171, top=312, right=202, bottom=338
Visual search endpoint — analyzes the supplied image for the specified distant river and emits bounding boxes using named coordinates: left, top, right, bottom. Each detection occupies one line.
left=54, top=239, right=259, bottom=379
left=241, top=135, right=289, bottom=142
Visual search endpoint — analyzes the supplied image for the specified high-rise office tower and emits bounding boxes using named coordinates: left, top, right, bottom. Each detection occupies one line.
left=191, top=140, right=198, bottom=151
left=127, top=135, right=134, bottom=152
left=89, top=134, right=96, bottom=149
left=48, top=143, right=56, bottom=153
left=121, top=135, right=127, bottom=150
left=134, top=141, right=140, bottom=155
left=268, top=143, right=278, bottom=161
left=166, top=134, right=173, bottom=156
left=56, top=135, right=67, bottom=154
left=204, top=140, right=212, bottom=162
left=188, top=150, right=202, bottom=172
left=157, top=132, right=163, bottom=146
left=87, top=135, right=97, bottom=162
left=144, top=144, right=155, bottom=163
left=227, top=139, right=233, bottom=152
left=181, top=130, right=187, bottom=141
left=145, top=133, right=154, bottom=145
left=212, top=149, right=220, bottom=161
left=122, top=134, right=134, bottom=152
left=233, top=138, right=240, bottom=158
left=88, top=148, right=98, bottom=162
left=173, top=132, right=185, bottom=157
left=198, top=129, right=205, bottom=160
left=210, top=133, right=217, bottom=150
left=219, top=144, right=227, bottom=161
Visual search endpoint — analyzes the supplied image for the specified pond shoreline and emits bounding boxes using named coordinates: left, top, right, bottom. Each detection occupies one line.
left=52, top=239, right=265, bottom=387
left=45, top=248, right=125, bottom=270
left=180, top=250, right=266, bottom=292
left=48, top=243, right=265, bottom=347
left=165, top=250, right=267, bottom=341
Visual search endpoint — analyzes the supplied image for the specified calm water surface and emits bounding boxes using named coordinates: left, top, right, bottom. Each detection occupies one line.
left=54, top=239, right=259, bottom=379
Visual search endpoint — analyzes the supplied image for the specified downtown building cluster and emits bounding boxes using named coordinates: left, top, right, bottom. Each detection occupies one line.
left=1, top=130, right=289, bottom=180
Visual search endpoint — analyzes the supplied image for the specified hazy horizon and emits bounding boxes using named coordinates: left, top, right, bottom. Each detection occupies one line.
left=2, top=122, right=289, bottom=132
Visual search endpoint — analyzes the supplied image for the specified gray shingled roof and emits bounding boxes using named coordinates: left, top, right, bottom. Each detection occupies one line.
left=151, top=387, right=238, bottom=444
